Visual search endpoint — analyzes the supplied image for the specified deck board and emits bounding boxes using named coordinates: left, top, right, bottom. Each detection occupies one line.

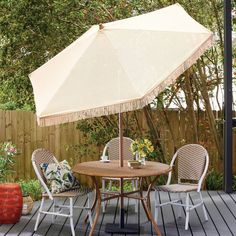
left=159, top=191, right=180, bottom=236
left=190, top=193, right=217, bottom=236
left=188, top=193, right=206, bottom=236
left=202, top=191, right=233, bottom=236
left=1, top=191, right=236, bottom=236
left=208, top=191, right=236, bottom=235
left=32, top=199, right=64, bottom=236
left=18, top=199, right=53, bottom=236
left=167, top=192, right=188, bottom=236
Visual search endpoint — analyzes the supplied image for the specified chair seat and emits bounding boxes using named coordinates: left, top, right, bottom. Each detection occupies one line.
left=42, top=186, right=93, bottom=198
left=156, top=183, right=198, bottom=193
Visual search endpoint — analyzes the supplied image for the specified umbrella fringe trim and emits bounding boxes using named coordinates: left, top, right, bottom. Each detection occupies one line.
left=38, top=34, right=213, bottom=127
left=141, top=33, right=214, bottom=107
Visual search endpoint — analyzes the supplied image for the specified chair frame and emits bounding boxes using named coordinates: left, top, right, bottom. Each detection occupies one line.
left=154, top=144, right=209, bottom=230
left=101, top=137, right=139, bottom=213
left=32, top=148, right=93, bottom=236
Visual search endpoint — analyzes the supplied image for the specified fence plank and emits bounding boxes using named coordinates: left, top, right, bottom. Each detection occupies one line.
left=17, top=111, right=25, bottom=179
left=24, top=112, right=32, bottom=180
left=0, top=110, right=6, bottom=142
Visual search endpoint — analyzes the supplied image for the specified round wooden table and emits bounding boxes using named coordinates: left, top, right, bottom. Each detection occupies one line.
left=73, top=160, right=171, bottom=236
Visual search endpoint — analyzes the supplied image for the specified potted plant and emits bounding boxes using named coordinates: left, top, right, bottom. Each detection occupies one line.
left=18, top=179, right=41, bottom=215
left=19, top=180, right=34, bottom=215
left=0, top=142, right=22, bottom=224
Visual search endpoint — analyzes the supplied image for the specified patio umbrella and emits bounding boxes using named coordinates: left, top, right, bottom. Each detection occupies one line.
left=29, top=3, right=213, bottom=233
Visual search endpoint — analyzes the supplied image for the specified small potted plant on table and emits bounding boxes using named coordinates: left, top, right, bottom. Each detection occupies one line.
left=130, top=138, right=155, bottom=165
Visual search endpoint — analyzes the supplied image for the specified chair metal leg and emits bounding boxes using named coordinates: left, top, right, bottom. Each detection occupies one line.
left=87, top=193, right=93, bottom=227
left=185, top=193, right=190, bottom=230
left=102, top=179, right=106, bottom=213
left=154, top=189, right=158, bottom=222
left=135, top=179, right=138, bottom=213
left=199, top=192, right=208, bottom=221
left=69, top=198, right=75, bottom=236
left=34, top=196, right=45, bottom=231
left=52, top=199, right=56, bottom=223
left=178, top=193, right=182, bottom=218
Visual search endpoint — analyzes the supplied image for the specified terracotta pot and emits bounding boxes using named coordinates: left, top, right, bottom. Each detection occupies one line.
left=22, top=195, right=34, bottom=215
left=0, top=183, right=23, bottom=224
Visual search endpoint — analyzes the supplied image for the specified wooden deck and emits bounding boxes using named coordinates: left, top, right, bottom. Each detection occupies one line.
left=1, top=191, right=236, bottom=236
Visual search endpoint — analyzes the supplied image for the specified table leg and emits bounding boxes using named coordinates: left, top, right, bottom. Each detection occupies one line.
left=142, top=176, right=162, bottom=236
left=124, top=176, right=162, bottom=235
left=146, top=180, right=153, bottom=211
left=140, top=195, right=151, bottom=221
left=139, top=177, right=151, bottom=221
left=84, top=187, right=97, bottom=223
left=90, top=186, right=97, bottom=212
left=142, top=199, right=162, bottom=236
left=89, top=176, right=101, bottom=236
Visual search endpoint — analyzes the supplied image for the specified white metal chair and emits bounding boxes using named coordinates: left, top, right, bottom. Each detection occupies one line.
left=32, top=148, right=93, bottom=236
left=101, top=137, right=139, bottom=212
left=154, top=144, right=209, bottom=230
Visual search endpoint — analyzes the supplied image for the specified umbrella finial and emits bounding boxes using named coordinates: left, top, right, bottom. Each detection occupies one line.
left=99, top=23, right=104, bottom=30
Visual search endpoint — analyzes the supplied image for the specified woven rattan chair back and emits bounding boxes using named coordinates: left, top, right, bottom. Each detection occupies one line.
left=154, top=144, right=209, bottom=230
left=32, top=148, right=93, bottom=235
left=177, top=144, right=207, bottom=183
left=105, top=137, right=134, bottom=160
left=32, top=148, right=58, bottom=184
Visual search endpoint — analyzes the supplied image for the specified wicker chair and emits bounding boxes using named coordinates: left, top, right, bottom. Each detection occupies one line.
left=101, top=137, right=139, bottom=212
left=32, top=149, right=93, bottom=236
left=154, top=144, right=209, bottom=230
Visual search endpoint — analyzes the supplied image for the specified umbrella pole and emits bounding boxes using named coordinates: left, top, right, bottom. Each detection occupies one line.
left=105, top=113, right=139, bottom=234
left=119, top=112, right=124, bottom=168
left=119, top=113, right=125, bottom=228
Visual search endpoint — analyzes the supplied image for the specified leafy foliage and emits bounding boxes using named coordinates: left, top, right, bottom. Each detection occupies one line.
left=206, top=169, right=236, bottom=191
left=18, top=179, right=42, bottom=201
left=0, top=142, right=18, bottom=182
left=206, top=169, right=223, bottom=190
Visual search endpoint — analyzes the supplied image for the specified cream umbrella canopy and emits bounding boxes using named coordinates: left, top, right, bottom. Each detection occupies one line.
left=29, top=4, right=213, bottom=234
left=30, top=3, right=213, bottom=128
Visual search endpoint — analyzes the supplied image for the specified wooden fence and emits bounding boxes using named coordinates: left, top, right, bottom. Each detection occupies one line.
left=0, top=110, right=235, bottom=183
left=0, top=110, right=99, bottom=184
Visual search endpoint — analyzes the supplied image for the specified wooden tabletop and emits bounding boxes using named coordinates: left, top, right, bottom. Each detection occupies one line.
left=73, top=160, right=171, bottom=178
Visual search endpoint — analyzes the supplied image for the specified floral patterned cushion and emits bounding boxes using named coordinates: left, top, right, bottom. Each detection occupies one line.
left=40, top=160, right=79, bottom=194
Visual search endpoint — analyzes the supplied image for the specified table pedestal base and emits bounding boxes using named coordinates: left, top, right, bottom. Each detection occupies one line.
left=105, top=223, right=139, bottom=234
